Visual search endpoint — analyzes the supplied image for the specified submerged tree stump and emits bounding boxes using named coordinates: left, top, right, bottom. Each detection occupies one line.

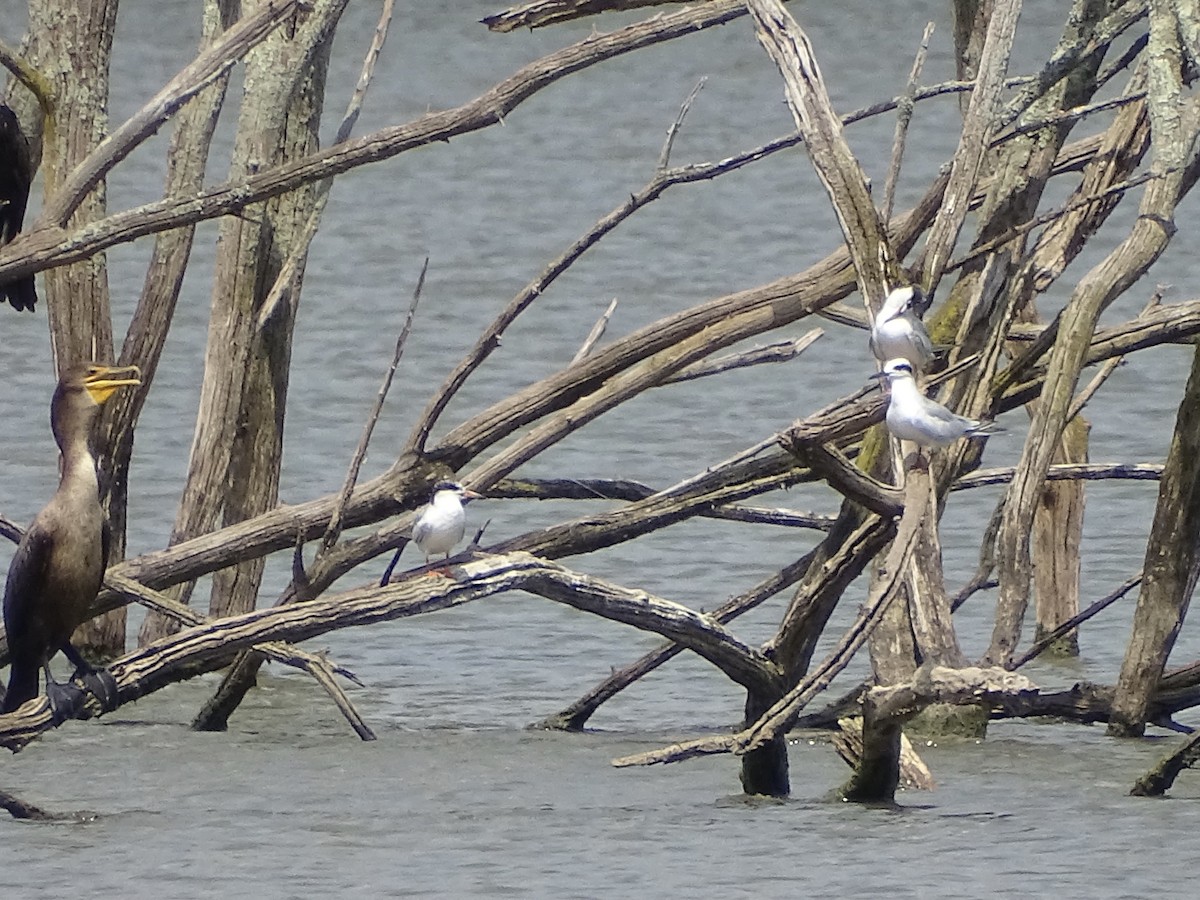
left=839, top=666, right=1037, bottom=804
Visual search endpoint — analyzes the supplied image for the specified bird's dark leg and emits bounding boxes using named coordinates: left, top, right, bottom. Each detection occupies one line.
left=59, top=643, right=120, bottom=713
left=41, top=661, right=89, bottom=724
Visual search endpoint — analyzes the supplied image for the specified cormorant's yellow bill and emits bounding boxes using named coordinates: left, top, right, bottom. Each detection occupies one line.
left=82, top=363, right=142, bottom=405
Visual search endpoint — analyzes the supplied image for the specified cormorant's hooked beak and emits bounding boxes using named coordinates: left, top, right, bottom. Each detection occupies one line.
left=83, top=364, right=142, bottom=405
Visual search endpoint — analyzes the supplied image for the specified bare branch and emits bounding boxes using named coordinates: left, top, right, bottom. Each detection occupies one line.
left=882, top=21, right=934, bottom=223
left=664, top=330, right=822, bottom=384
left=322, top=258, right=426, bottom=553
left=570, top=298, right=618, bottom=365
left=914, top=0, right=1022, bottom=293
left=658, top=78, right=705, bottom=171
left=746, top=0, right=889, bottom=302
left=43, top=0, right=304, bottom=226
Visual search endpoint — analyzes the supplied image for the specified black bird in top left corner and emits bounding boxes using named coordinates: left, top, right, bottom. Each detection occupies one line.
left=0, top=103, right=36, bottom=312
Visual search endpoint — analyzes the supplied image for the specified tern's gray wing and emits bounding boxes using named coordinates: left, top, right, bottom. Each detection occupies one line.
left=411, top=504, right=434, bottom=545
left=907, top=317, right=934, bottom=360
left=919, top=397, right=971, bottom=426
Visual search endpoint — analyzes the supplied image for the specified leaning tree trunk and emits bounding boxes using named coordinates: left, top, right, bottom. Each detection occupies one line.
left=1108, top=343, right=1200, bottom=736
left=23, top=0, right=122, bottom=659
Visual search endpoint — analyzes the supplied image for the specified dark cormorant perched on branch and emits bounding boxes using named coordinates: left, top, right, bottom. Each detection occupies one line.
left=0, top=104, right=36, bottom=312
left=0, top=363, right=141, bottom=717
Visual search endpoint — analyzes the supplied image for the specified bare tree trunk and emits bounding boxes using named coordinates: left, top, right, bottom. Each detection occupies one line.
left=952, top=0, right=993, bottom=115
left=23, top=0, right=121, bottom=658
left=1108, top=344, right=1200, bottom=736
left=1032, top=417, right=1088, bottom=655
left=130, top=0, right=240, bottom=645
left=746, top=502, right=892, bottom=794
left=208, top=12, right=336, bottom=621
left=161, top=1, right=344, bottom=634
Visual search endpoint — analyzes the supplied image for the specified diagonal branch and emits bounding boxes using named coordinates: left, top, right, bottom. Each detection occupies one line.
left=746, top=0, right=889, bottom=304
left=43, top=0, right=304, bottom=226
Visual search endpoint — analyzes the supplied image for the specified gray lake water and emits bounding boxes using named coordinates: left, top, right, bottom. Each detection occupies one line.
left=4, top=2, right=1200, bottom=896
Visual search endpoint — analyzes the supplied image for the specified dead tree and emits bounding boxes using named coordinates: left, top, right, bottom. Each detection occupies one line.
left=3, top=0, right=1200, bottom=806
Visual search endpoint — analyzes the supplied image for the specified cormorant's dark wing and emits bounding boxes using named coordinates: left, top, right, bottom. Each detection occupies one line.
left=2, top=525, right=53, bottom=653
left=0, top=526, right=54, bottom=712
left=101, top=517, right=111, bottom=575
left=0, top=104, right=36, bottom=312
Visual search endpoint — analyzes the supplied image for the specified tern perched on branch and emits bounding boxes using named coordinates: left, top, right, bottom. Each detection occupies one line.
left=869, top=285, right=933, bottom=372
left=412, top=481, right=484, bottom=566
left=873, top=359, right=998, bottom=447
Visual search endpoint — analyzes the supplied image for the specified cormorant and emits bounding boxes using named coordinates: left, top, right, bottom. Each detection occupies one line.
left=412, top=481, right=483, bottom=566
left=0, top=104, right=36, bottom=312
left=1, top=363, right=141, bottom=717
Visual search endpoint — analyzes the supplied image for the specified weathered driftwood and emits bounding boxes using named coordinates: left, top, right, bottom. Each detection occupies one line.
left=832, top=718, right=936, bottom=794
left=0, top=788, right=57, bottom=821
left=613, top=480, right=921, bottom=771
left=535, top=551, right=818, bottom=731
left=1131, top=728, right=1200, bottom=797
left=840, top=666, right=1037, bottom=804
left=0, top=552, right=786, bottom=752
left=482, top=0, right=696, bottom=32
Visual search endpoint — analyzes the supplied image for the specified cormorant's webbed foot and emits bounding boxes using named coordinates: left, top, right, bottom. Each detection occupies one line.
left=43, top=678, right=89, bottom=725
left=60, top=643, right=120, bottom=714
left=77, top=668, right=119, bottom=713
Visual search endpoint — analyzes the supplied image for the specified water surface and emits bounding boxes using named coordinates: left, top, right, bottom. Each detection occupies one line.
left=2, top=2, right=1199, bottom=896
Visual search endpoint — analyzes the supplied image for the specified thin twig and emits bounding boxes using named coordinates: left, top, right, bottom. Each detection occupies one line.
left=882, top=22, right=934, bottom=222
left=0, top=39, right=53, bottom=114
left=1010, top=573, right=1143, bottom=669
left=996, top=89, right=1147, bottom=144
left=658, top=77, right=706, bottom=171
left=664, top=329, right=822, bottom=383
left=571, top=298, right=618, bottom=365
left=1067, top=288, right=1162, bottom=421
left=950, top=496, right=1004, bottom=612
left=335, top=0, right=395, bottom=145
left=322, top=258, right=427, bottom=553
